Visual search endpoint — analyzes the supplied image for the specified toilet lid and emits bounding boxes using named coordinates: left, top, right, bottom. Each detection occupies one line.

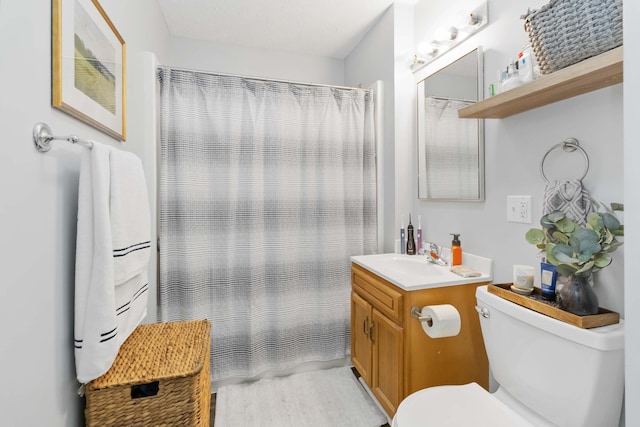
left=393, top=383, right=534, bottom=427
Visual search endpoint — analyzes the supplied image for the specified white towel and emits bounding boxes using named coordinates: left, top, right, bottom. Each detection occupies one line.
left=110, top=150, right=151, bottom=285
left=74, top=143, right=151, bottom=384
left=543, top=179, right=593, bottom=226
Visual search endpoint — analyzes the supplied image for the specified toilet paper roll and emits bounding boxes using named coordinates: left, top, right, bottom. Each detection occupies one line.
left=421, top=304, right=461, bottom=338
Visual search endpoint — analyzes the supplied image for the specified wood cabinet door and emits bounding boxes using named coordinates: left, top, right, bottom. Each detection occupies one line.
left=371, top=308, right=404, bottom=417
left=351, top=291, right=372, bottom=385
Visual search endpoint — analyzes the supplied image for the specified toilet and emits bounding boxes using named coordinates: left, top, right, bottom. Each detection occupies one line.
left=392, top=285, right=625, bottom=427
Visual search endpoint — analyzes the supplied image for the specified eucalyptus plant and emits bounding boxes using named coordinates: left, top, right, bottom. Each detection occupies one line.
left=525, top=202, right=624, bottom=277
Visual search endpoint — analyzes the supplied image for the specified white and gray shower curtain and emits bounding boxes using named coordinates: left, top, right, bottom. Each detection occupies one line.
left=423, top=97, right=478, bottom=199
left=158, top=69, right=377, bottom=382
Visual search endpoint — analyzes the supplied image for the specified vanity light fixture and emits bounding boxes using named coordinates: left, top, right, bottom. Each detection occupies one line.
left=412, top=2, right=488, bottom=72
left=412, top=54, right=427, bottom=67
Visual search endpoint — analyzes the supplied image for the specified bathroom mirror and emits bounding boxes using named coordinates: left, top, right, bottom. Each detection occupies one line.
left=417, top=47, right=484, bottom=201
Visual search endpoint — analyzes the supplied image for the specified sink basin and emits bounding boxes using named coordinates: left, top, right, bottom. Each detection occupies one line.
left=377, top=256, right=445, bottom=278
left=351, top=253, right=492, bottom=291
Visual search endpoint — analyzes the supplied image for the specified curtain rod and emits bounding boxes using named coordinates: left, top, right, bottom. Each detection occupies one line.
left=427, top=95, right=475, bottom=103
left=157, top=65, right=370, bottom=93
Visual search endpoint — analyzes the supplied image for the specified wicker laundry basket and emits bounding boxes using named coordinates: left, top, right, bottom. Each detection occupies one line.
left=84, top=320, right=211, bottom=427
left=523, top=0, right=623, bottom=74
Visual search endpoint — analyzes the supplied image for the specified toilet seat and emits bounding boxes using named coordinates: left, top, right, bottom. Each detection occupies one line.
left=392, top=383, right=534, bottom=427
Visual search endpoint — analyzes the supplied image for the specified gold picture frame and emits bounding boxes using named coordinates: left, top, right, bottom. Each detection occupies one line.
left=52, top=0, right=126, bottom=141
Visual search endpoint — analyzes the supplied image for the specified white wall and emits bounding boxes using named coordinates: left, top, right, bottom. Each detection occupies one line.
left=0, top=0, right=169, bottom=425
left=345, top=6, right=396, bottom=253
left=623, top=1, right=639, bottom=426
left=393, top=3, right=417, bottom=256
left=168, top=36, right=345, bottom=85
left=344, top=3, right=416, bottom=255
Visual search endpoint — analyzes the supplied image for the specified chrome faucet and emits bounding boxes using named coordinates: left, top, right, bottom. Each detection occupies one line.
left=425, top=242, right=448, bottom=266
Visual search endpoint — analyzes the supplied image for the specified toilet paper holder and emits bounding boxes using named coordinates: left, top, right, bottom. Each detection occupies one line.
left=410, top=306, right=433, bottom=327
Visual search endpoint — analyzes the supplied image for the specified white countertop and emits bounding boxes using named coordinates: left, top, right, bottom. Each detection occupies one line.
left=351, top=253, right=493, bottom=291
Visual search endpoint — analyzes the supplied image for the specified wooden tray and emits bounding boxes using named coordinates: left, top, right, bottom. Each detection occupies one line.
left=488, top=283, right=619, bottom=329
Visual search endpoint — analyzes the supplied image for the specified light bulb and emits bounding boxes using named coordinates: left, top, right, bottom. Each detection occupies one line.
left=417, top=41, right=431, bottom=55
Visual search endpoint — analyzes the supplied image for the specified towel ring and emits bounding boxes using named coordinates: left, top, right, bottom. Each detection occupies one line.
left=540, top=138, right=590, bottom=183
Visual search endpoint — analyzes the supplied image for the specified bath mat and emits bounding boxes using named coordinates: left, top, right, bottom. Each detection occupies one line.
left=214, top=366, right=388, bottom=427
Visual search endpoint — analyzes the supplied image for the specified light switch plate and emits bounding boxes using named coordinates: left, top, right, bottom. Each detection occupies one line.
left=507, top=195, right=532, bottom=223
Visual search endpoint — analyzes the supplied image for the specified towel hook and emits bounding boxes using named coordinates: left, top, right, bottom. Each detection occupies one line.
left=540, top=138, right=590, bottom=183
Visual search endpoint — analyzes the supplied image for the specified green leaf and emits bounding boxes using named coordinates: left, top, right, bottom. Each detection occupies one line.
left=557, top=263, right=579, bottom=277
left=545, top=244, right=560, bottom=265
left=594, top=254, right=612, bottom=268
left=613, top=225, right=624, bottom=237
left=578, top=253, right=592, bottom=263
left=568, top=235, right=581, bottom=252
left=576, top=261, right=595, bottom=275
left=602, top=212, right=621, bottom=231
left=602, top=240, right=624, bottom=253
left=611, top=202, right=624, bottom=211
left=556, top=217, right=576, bottom=233
left=574, top=228, right=600, bottom=256
left=546, top=211, right=566, bottom=222
left=552, top=230, right=569, bottom=244
left=552, top=244, right=579, bottom=263
left=586, top=213, right=603, bottom=232
left=525, top=229, right=545, bottom=245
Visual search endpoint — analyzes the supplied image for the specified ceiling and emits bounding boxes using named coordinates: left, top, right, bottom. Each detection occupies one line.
left=157, top=0, right=401, bottom=59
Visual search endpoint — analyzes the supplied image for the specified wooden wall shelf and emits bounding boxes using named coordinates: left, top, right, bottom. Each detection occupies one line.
left=458, top=46, right=623, bottom=119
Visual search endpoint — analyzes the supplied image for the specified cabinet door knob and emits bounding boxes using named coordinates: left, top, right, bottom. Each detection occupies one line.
left=369, top=322, right=375, bottom=342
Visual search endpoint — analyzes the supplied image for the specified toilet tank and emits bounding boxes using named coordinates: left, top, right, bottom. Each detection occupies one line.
left=475, top=286, right=624, bottom=427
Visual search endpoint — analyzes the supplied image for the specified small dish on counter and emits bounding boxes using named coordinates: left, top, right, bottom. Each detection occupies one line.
left=510, top=284, right=534, bottom=296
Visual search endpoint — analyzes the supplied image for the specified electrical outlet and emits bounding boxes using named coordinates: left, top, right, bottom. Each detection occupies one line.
left=507, top=195, right=532, bottom=223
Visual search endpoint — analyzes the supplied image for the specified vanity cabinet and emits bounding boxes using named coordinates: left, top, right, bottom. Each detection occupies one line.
left=351, top=267, right=404, bottom=416
left=351, top=262, right=489, bottom=418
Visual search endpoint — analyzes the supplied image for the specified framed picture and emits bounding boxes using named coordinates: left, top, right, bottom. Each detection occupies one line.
left=52, top=0, right=126, bottom=141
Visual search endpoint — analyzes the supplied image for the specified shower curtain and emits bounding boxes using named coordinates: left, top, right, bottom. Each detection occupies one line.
left=157, top=69, right=377, bottom=382
left=423, top=97, right=478, bottom=199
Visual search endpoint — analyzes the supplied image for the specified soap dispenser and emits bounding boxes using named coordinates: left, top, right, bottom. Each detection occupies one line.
left=406, top=215, right=416, bottom=255
left=451, top=233, right=462, bottom=266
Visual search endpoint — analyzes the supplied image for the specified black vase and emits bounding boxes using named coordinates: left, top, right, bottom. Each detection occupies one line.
left=558, top=272, right=599, bottom=316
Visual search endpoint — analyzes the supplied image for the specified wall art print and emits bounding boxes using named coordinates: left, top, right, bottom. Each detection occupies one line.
left=52, top=0, right=126, bottom=140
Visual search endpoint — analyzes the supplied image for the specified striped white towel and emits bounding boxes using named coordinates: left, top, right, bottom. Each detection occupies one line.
left=74, top=143, right=151, bottom=384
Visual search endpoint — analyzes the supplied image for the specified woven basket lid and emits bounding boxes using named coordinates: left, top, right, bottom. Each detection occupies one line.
left=87, top=320, right=211, bottom=391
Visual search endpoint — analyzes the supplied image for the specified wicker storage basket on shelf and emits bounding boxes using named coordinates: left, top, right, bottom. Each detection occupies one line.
left=84, top=320, right=211, bottom=427
left=523, top=0, right=623, bottom=74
